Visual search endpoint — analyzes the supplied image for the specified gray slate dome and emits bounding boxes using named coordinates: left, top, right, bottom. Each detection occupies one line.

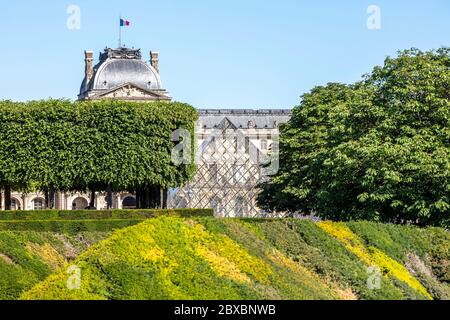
left=78, top=47, right=170, bottom=101
left=93, top=58, right=161, bottom=91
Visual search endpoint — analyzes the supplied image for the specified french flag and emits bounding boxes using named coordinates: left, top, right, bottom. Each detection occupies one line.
left=120, top=19, right=130, bottom=27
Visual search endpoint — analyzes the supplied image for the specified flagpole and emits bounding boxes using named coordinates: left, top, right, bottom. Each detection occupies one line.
left=119, top=15, right=122, bottom=48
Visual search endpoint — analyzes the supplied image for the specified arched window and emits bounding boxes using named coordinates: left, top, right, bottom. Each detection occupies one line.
left=72, top=197, right=88, bottom=210
left=11, top=198, right=21, bottom=211
left=122, top=196, right=137, bottom=209
left=32, top=198, right=44, bottom=211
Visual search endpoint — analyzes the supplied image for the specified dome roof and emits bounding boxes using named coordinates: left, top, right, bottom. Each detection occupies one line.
left=93, top=58, right=162, bottom=91
left=79, top=47, right=169, bottom=100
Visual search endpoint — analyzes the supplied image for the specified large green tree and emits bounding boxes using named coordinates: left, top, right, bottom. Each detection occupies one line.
left=0, top=100, right=198, bottom=209
left=258, top=48, right=450, bottom=227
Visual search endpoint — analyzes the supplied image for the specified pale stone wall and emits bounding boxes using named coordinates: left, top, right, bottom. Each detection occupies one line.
left=1, top=191, right=136, bottom=211
left=168, top=109, right=292, bottom=217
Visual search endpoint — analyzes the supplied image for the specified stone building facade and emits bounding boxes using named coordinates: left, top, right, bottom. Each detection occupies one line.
left=2, top=191, right=137, bottom=211
left=1, top=47, right=292, bottom=216
left=78, top=47, right=171, bottom=101
left=168, top=109, right=291, bottom=217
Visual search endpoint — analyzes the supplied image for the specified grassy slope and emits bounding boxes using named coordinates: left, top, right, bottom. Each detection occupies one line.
left=21, top=217, right=449, bottom=300
left=0, top=231, right=109, bottom=300
left=0, top=209, right=212, bottom=300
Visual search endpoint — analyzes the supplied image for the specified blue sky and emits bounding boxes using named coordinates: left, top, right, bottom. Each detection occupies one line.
left=1, top=0, right=448, bottom=108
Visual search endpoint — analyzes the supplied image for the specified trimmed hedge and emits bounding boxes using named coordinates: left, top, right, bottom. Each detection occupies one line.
left=21, top=217, right=450, bottom=300
left=21, top=216, right=339, bottom=300
left=0, top=100, right=198, bottom=193
left=0, top=209, right=213, bottom=233
left=0, top=219, right=142, bottom=233
left=1, top=217, right=447, bottom=300
left=0, top=209, right=214, bottom=221
left=0, top=231, right=109, bottom=300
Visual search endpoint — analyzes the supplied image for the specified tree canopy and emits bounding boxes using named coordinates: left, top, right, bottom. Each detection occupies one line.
left=0, top=100, right=197, bottom=206
left=258, top=48, right=450, bottom=227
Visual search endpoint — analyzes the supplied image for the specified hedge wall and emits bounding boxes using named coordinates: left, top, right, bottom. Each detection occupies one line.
left=0, top=219, right=142, bottom=233
left=0, top=209, right=214, bottom=233
left=0, top=208, right=214, bottom=221
left=0, top=99, right=198, bottom=201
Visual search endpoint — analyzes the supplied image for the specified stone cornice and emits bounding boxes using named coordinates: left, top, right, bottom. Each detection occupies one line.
left=198, top=109, right=292, bottom=116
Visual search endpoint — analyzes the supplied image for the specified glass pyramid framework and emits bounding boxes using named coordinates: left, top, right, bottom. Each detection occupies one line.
left=169, top=117, right=279, bottom=217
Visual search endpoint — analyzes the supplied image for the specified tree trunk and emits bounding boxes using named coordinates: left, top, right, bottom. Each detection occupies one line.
left=143, top=188, right=150, bottom=208
left=162, top=189, right=168, bottom=209
left=136, top=186, right=163, bottom=209
left=4, top=185, right=11, bottom=211
left=44, top=190, right=49, bottom=208
left=89, top=190, right=96, bottom=209
left=135, top=189, right=141, bottom=209
left=149, top=188, right=153, bottom=208
left=138, top=188, right=144, bottom=209
left=149, top=186, right=161, bottom=209
left=106, top=185, right=113, bottom=209
left=47, top=188, right=55, bottom=209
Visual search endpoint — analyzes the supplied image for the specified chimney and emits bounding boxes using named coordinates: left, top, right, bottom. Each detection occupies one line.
left=84, top=51, right=94, bottom=83
left=150, top=51, right=159, bottom=74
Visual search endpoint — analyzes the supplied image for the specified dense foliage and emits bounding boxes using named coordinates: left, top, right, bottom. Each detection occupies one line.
left=258, top=48, right=450, bottom=227
left=0, top=210, right=212, bottom=299
left=0, top=209, right=212, bottom=233
left=0, top=208, right=213, bottom=221
left=0, top=219, right=142, bottom=233
left=0, top=231, right=109, bottom=300
left=19, top=217, right=449, bottom=300
left=0, top=100, right=198, bottom=207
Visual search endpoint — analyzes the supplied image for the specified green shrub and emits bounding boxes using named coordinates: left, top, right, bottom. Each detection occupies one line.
left=199, top=218, right=341, bottom=299
left=0, top=209, right=214, bottom=221
left=245, top=219, right=406, bottom=300
left=0, top=219, right=142, bottom=233
left=0, top=231, right=108, bottom=300
left=21, top=217, right=341, bottom=300
left=0, top=100, right=198, bottom=195
left=347, top=221, right=450, bottom=284
left=110, top=208, right=214, bottom=219
left=346, top=221, right=409, bottom=262
left=6, top=217, right=448, bottom=301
